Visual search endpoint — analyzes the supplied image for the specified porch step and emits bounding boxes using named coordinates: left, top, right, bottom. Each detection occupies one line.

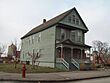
left=56, top=58, right=69, bottom=70
left=69, top=63, right=79, bottom=70
left=71, top=59, right=80, bottom=70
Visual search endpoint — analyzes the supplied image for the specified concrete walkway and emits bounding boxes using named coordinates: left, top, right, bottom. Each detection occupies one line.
left=0, top=69, right=110, bottom=82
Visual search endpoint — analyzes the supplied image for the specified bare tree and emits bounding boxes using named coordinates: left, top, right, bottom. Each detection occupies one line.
left=13, top=39, right=21, bottom=51
left=0, top=44, right=6, bottom=57
left=11, top=39, right=21, bottom=68
left=28, top=49, right=42, bottom=69
left=92, top=40, right=109, bottom=55
left=92, top=40, right=109, bottom=65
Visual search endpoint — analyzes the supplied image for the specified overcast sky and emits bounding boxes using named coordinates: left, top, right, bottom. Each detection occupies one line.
left=0, top=0, right=110, bottom=47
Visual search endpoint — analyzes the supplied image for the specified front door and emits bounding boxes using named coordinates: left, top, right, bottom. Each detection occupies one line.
left=64, top=47, right=71, bottom=63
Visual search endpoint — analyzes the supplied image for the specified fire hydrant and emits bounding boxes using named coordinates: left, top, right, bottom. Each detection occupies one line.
left=22, top=64, right=26, bottom=78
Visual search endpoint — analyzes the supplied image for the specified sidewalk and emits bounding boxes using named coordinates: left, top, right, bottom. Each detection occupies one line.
left=0, top=69, right=110, bottom=82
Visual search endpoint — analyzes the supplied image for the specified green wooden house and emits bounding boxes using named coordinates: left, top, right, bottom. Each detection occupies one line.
left=20, top=7, right=91, bottom=70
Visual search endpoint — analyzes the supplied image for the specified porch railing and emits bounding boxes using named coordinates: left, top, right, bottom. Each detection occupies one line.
left=71, top=58, right=80, bottom=70
left=56, top=58, right=69, bottom=69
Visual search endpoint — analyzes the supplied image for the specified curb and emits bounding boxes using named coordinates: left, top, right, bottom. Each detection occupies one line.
left=0, top=75, right=110, bottom=82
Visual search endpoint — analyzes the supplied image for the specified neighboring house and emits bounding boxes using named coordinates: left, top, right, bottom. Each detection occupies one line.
left=20, top=7, right=91, bottom=70
left=92, top=51, right=110, bottom=66
left=7, top=44, right=20, bottom=62
left=7, top=43, right=17, bottom=59
left=106, top=55, right=110, bottom=65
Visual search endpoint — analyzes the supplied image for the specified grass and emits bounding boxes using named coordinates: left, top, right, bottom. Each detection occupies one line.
left=0, top=63, right=66, bottom=73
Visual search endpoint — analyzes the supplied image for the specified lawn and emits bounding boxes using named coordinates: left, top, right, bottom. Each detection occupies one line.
left=0, top=63, right=66, bottom=73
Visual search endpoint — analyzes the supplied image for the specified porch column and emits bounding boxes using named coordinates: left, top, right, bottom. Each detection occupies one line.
left=71, top=47, right=73, bottom=59
left=81, top=49, right=83, bottom=59
left=61, top=45, right=63, bottom=58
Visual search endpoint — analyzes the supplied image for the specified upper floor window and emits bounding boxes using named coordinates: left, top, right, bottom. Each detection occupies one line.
left=71, top=30, right=76, bottom=42
left=61, top=33, right=65, bottom=40
left=29, top=37, right=31, bottom=45
left=38, top=32, right=41, bottom=42
left=61, top=29, right=65, bottom=41
left=77, top=31, right=82, bottom=42
left=32, top=35, right=34, bottom=44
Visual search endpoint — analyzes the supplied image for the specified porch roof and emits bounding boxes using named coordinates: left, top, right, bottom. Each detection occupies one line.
left=56, top=39, right=91, bottom=48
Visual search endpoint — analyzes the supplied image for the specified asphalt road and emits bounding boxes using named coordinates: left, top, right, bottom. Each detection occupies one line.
left=0, top=77, right=110, bottom=83
left=66, top=77, right=110, bottom=83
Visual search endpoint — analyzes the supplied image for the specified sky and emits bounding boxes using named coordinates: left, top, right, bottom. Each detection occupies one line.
left=0, top=0, right=110, bottom=47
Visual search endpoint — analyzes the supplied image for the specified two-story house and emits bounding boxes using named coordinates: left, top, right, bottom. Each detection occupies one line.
left=20, top=7, right=91, bottom=70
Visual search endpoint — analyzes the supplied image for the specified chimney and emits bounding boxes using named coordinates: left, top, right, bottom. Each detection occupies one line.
left=43, top=19, right=46, bottom=23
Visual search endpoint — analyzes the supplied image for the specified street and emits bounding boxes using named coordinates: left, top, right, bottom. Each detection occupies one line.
left=0, top=77, right=110, bottom=83
left=66, top=77, right=110, bottom=83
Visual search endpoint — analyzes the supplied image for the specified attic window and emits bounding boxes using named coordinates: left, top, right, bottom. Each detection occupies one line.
left=73, top=15, right=75, bottom=24
left=68, top=16, right=71, bottom=23
left=76, top=18, right=80, bottom=25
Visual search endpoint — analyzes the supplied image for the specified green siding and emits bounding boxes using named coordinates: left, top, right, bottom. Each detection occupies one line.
left=59, top=9, right=87, bottom=31
left=20, top=26, right=56, bottom=68
left=56, top=63, right=68, bottom=71
left=56, top=27, right=84, bottom=44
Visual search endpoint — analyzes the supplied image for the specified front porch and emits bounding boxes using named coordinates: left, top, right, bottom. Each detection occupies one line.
left=55, top=42, right=91, bottom=70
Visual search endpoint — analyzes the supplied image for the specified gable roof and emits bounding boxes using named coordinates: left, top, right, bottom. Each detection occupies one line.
left=21, top=7, right=88, bottom=39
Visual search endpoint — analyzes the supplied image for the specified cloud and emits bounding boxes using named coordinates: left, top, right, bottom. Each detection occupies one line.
left=0, top=0, right=110, bottom=47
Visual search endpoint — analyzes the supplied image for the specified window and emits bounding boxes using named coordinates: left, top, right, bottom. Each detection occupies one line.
left=35, top=34, right=38, bottom=42
left=61, top=29, right=65, bottom=41
left=29, top=38, right=31, bottom=45
left=61, top=33, right=65, bottom=40
left=71, top=30, right=76, bottom=42
left=73, top=15, right=75, bottom=24
left=32, top=35, right=34, bottom=44
left=72, top=15, right=80, bottom=25
left=77, top=31, right=82, bottom=42
left=76, top=18, right=80, bottom=25
left=38, top=32, right=41, bottom=42
left=68, top=16, right=71, bottom=23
